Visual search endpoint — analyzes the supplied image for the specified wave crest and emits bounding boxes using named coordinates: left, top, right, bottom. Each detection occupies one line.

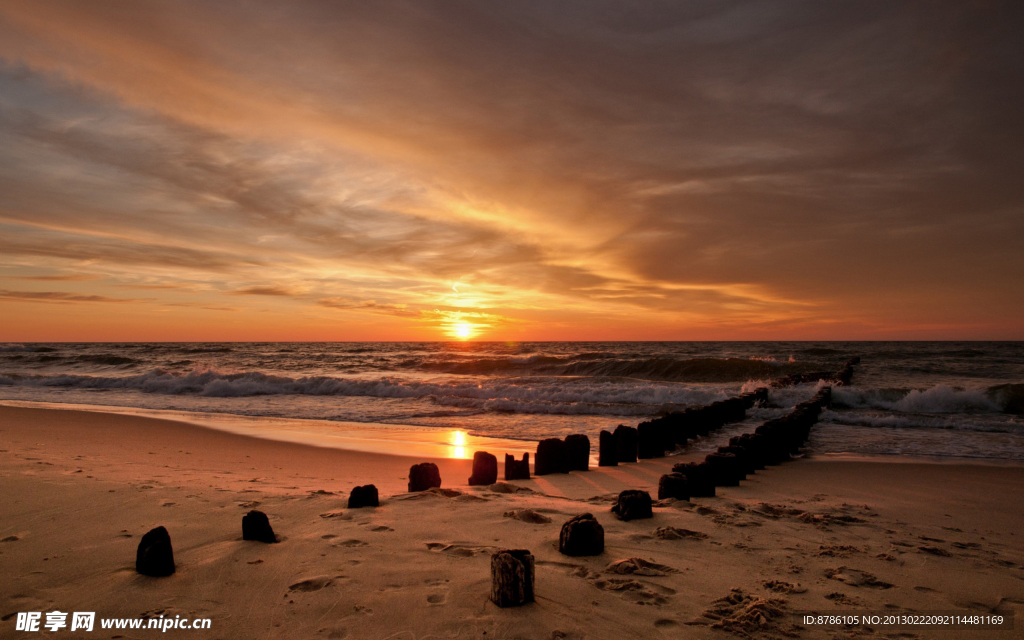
left=832, top=384, right=1003, bottom=414
left=0, top=368, right=740, bottom=416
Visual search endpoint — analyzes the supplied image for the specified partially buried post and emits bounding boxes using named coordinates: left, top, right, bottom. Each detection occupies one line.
left=490, top=549, right=535, bottom=607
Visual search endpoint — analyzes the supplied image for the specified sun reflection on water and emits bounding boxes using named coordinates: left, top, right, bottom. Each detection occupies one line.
left=451, top=429, right=468, bottom=459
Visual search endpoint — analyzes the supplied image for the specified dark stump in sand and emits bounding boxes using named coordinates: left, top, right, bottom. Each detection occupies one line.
left=136, top=526, right=175, bottom=576
left=563, top=434, right=590, bottom=472
left=490, top=549, right=535, bottom=607
left=658, top=473, right=690, bottom=501
left=705, top=452, right=742, bottom=486
left=242, top=509, right=278, bottom=543
left=598, top=430, right=618, bottom=467
left=672, top=462, right=716, bottom=497
left=348, top=484, right=379, bottom=508
left=636, top=421, right=660, bottom=459
left=408, top=462, right=442, bottom=492
left=534, top=438, right=567, bottom=475
left=730, top=434, right=768, bottom=469
left=469, top=451, right=498, bottom=486
left=559, top=513, right=604, bottom=556
left=504, top=453, right=531, bottom=480
left=718, top=445, right=757, bottom=476
left=672, top=410, right=697, bottom=445
left=611, top=490, right=653, bottom=521
left=656, top=417, right=679, bottom=452
left=613, top=425, right=638, bottom=463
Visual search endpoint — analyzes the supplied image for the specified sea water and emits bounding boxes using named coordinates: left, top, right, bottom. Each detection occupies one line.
left=1, top=342, right=1022, bottom=461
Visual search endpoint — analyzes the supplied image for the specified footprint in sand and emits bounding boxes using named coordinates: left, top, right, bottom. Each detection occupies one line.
left=825, top=592, right=860, bottom=605
left=825, top=567, right=893, bottom=589
left=400, top=488, right=462, bottom=500
left=762, top=580, right=806, bottom=594
left=487, top=482, right=534, bottom=494
left=503, top=509, right=552, bottom=524
left=425, top=542, right=490, bottom=557
left=753, top=503, right=806, bottom=519
left=289, top=576, right=333, bottom=592
left=654, top=527, right=707, bottom=541
left=606, top=558, right=680, bottom=577
left=818, top=545, right=860, bottom=557
left=590, top=577, right=675, bottom=605
left=426, top=592, right=447, bottom=604
left=1, top=536, right=20, bottom=542
left=692, top=588, right=788, bottom=633
left=799, top=512, right=866, bottom=527
left=337, top=539, right=367, bottom=547
left=537, top=559, right=594, bottom=579
left=455, top=494, right=489, bottom=502
left=319, top=510, right=352, bottom=520
left=370, top=526, right=393, bottom=532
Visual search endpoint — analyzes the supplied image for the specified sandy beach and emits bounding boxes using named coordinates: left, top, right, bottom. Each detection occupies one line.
left=1, top=404, right=1022, bottom=639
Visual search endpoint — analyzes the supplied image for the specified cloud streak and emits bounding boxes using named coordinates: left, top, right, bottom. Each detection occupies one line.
left=0, top=289, right=144, bottom=304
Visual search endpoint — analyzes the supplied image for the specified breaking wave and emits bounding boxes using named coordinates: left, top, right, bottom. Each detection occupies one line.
left=820, top=410, right=1020, bottom=433
left=832, top=384, right=1007, bottom=414
left=405, top=355, right=792, bottom=381
left=317, top=353, right=819, bottom=381
left=988, top=384, right=1024, bottom=414
left=0, top=368, right=739, bottom=416
left=558, top=357, right=787, bottom=381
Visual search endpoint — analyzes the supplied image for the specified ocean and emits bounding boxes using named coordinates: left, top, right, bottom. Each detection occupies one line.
left=1, top=341, right=1022, bottom=461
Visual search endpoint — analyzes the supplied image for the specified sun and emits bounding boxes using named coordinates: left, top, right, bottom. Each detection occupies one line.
left=453, top=322, right=473, bottom=340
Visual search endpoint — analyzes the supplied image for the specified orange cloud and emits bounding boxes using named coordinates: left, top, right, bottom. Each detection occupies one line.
left=0, top=1, right=1021, bottom=340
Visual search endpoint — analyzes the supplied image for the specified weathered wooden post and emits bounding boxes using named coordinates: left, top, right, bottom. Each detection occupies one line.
left=490, top=548, right=535, bottom=607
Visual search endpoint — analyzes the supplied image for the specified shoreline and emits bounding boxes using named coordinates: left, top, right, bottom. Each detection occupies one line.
left=2, top=398, right=1020, bottom=469
left=0, top=399, right=537, bottom=461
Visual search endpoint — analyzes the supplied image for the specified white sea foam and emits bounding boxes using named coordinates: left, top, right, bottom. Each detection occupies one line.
left=819, top=409, right=1021, bottom=433
left=0, top=368, right=736, bottom=415
left=833, top=384, right=1001, bottom=414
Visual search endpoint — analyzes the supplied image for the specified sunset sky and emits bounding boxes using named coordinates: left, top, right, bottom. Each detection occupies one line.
left=0, top=1, right=1021, bottom=341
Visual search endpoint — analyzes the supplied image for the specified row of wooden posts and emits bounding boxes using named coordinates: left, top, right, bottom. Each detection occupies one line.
left=133, top=390, right=830, bottom=605
left=488, top=361, right=857, bottom=606
left=136, top=361, right=857, bottom=606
